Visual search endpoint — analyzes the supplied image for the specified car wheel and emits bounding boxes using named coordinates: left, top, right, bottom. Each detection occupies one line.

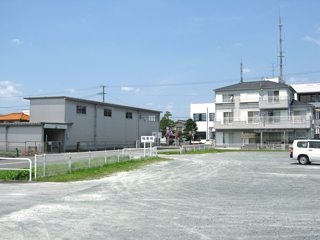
left=298, top=155, right=310, bottom=165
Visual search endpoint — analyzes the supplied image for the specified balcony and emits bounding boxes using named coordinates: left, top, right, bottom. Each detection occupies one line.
left=259, top=96, right=290, bottom=109
left=214, top=116, right=311, bottom=130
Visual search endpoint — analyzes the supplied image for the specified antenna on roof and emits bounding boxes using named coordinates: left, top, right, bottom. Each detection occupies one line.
left=278, top=11, right=285, bottom=83
left=240, top=60, right=243, bottom=83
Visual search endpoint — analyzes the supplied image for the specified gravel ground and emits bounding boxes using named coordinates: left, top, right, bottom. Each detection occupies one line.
left=1, top=151, right=320, bottom=240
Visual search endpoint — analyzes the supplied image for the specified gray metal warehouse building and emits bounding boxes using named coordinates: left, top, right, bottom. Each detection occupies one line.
left=0, top=96, right=162, bottom=153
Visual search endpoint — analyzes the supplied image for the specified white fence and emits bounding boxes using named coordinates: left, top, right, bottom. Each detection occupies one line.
left=34, top=147, right=158, bottom=179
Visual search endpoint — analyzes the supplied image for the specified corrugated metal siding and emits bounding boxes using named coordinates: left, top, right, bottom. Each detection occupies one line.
left=30, top=98, right=65, bottom=122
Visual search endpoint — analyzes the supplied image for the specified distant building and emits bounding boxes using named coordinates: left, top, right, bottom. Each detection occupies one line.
left=290, top=82, right=320, bottom=137
left=173, top=120, right=186, bottom=133
left=0, top=113, right=29, bottom=123
left=190, top=103, right=215, bottom=143
left=214, top=78, right=314, bottom=148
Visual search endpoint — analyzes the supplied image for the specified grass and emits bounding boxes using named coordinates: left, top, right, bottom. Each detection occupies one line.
left=158, top=148, right=289, bottom=155
left=0, top=157, right=171, bottom=182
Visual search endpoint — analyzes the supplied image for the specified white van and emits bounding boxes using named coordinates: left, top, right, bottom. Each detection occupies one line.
left=290, top=139, right=320, bottom=164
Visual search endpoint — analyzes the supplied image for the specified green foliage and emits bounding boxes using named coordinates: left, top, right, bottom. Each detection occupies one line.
left=183, top=118, right=198, bottom=143
left=177, top=130, right=183, bottom=145
left=160, top=111, right=176, bottom=136
left=0, top=169, right=31, bottom=181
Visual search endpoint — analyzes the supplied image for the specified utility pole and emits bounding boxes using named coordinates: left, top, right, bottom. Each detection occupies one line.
left=99, top=85, right=108, bottom=102
left=240, top=60, right=243, bottom=83
left=278, top=15, right=285, bottom=83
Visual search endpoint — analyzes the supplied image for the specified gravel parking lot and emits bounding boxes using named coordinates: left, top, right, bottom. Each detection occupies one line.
left=1, top=151, right=320, bottom=239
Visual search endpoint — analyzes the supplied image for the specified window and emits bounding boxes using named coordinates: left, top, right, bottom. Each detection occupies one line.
left=299, top=94, right=317, bottom=103
left=76, top=105, right=86, bottom=114
left=267, top=111, right=280, bottom=124
left=193, top=113, right=206, bottom=121
left=149, top=114, right=155, bottom=121
left=209, top=113, right=215, bottom=121
left=309, top=141, right=320, bottom=149
left=223, top=94, right=234, bottom=103
left=297, top=141, right=308, bottom=148
left=293, top=111, right=306, bottom=123
left=248, top=111, right=259, bottom=124
left=126, top=112, right=132, bottom=119
left=268, top=91, right=279, bottom=103
left=223, top=112, right=233, bottom=124
left=104, top=109, right=112, bottom=117
left=296, top=130, right=307, bottom=138
left=176, top=127, right=182, bottom=131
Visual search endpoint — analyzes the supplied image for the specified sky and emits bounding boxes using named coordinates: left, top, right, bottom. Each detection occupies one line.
left=1, top=0, right=320, bottom=119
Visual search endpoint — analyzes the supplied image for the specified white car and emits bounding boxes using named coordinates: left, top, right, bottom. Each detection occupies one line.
left=290, top=139, right=320, bottom=164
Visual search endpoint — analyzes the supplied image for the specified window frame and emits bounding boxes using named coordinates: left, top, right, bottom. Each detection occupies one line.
left=126, top=112, right=133, bottom=119
left=104, top=109, right=112, bottom=117
left=149, top=114, right=156, bottom=122
left=193, top=113, right=206, bottom=121
left=76, top=105, right=86, bottom=114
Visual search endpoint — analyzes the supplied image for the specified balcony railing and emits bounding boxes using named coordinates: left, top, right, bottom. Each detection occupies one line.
left=259, top=96, right=290, bottom=109
left=214, top=115, right=311, bottom=129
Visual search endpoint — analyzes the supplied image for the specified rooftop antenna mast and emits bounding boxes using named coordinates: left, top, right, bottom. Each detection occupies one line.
left=240, top=60, right=243, bottom=83
left=278, top=14, right=285, bottom=83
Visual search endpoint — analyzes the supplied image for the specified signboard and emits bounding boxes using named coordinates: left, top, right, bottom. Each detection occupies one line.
left=166, top=129, right=170, bottom=138
left=141, top=136, right=155, bottom=143
left=174, top=132, right=178, bottom=137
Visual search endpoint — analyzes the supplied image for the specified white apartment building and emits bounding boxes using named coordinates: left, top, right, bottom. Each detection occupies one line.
left=214, top=79, right=314, bottom=149
left=290, top=82, right=320, bottom=137
left=190, top=103, right=215, bottom=143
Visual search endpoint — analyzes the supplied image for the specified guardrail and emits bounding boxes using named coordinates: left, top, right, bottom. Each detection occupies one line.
left=0, top=158, right=32, bottom=181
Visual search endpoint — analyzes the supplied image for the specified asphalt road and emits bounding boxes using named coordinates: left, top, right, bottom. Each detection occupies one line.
left=1, top=151, right=320, bottom=239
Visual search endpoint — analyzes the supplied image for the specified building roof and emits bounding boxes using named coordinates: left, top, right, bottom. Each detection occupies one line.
left=214, top=81, right=290, bottom=92
left=24, top=96, right=162, bottom=113
left=290, top=82, right=320, bottom=94
left=290, top=100, right=314, bottom=107
left=175, top=120, right=186, bottom=124
left=0, top=113, right=30, bottom=121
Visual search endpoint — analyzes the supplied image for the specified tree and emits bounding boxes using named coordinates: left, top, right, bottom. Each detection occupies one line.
left=183, top=118, right=198, bottom=143
left=159, top=111, right=176, bottom=137
left=177, top=130, right=183, bottom=145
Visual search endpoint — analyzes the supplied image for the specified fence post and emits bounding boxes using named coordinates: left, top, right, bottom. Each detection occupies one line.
left=105, top=150, right=107, bottom=164
left=69, top=153, right=72, bottom=172
left=89, top=151, right=91, bottom=168
left=34, top=154, right=37, bottom=179
left=43, top=154, right=46, bottom=177
left=129, top=149, right=131, bottom=160
left=118, top=150, right=120, bottom=162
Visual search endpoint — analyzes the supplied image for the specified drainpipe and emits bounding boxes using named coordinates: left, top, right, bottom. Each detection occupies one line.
left=94, top=104, right=97, bottom=150
left=207, top=108, right=209, bottom=140
left=5, top=125, right=8, bottom=153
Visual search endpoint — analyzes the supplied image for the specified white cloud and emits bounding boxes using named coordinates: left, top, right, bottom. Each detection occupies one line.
left=0, top=81, right=21, bottom=97
left=68, top=89, right=78, bottom=93
left=234, top=43, right=243, bottom=47
left=121, top=87, right=134, bottom=91
left=135, top=89, right=140, bottom=93
left=302, top=36, right=320, bottom=46
left=243, top=68, right=251, bottom=73
left=11, top=39, right=23, bottom=45
left=191, top=92, right=198, bottom=96
left=147, top=103, right=154, bottom=106
left=166, top=104, right=174, bottom=112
